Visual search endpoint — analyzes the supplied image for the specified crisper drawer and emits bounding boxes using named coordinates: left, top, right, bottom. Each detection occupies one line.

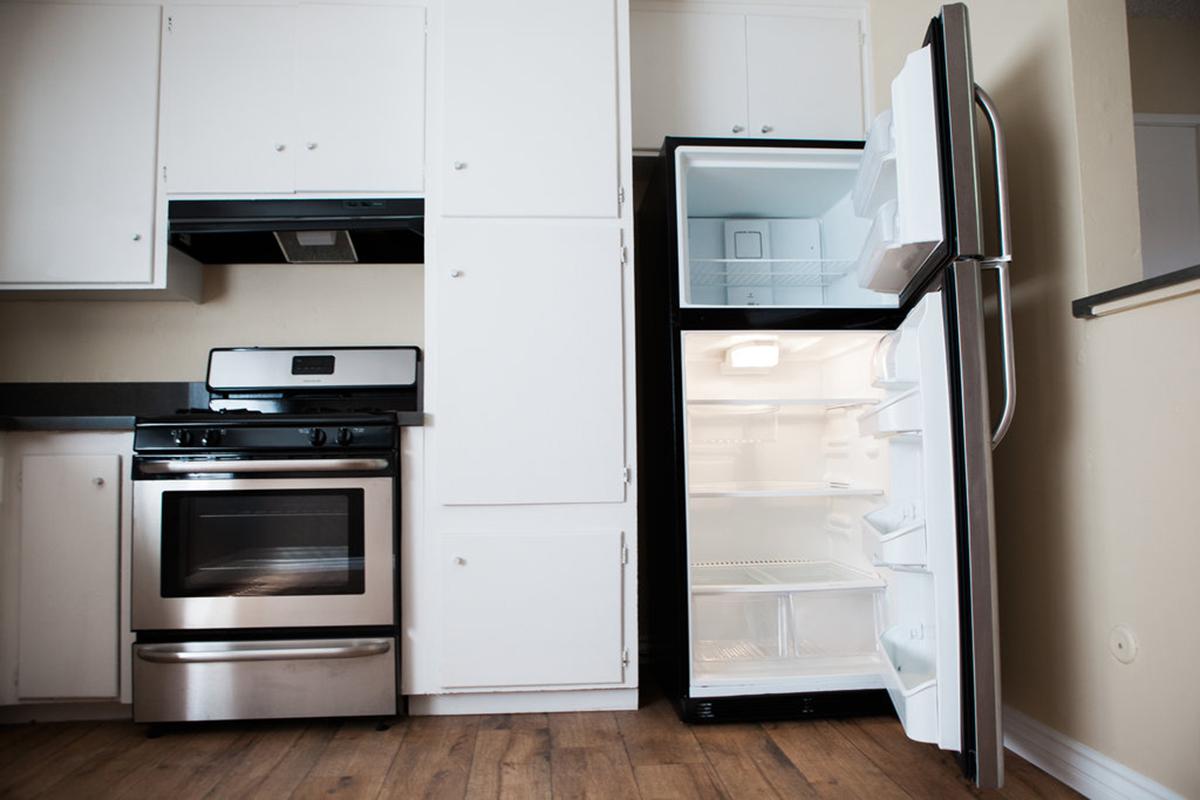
left=133, top=638, right=397, bottom=723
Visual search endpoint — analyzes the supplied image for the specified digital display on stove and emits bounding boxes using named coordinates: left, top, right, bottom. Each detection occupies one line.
left=292, top=355, right=335, bottom=375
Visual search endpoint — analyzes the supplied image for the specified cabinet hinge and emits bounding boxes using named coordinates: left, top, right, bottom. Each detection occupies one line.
left=618, top=185, right=626, bottom=206
left=161, top=165, right=167, bottom=183
left=619, top=229, right=629, bottom=266
left=622, top=465, right=632, bottom=483
left=620, top=543, right=629, bottom=565
left=622, top=648, right=630, bottom=668
left=167, top=15, right=173, bottom=33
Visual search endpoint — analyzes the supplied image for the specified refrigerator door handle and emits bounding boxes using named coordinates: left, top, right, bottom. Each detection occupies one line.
left=974, top=85, right=1016, bottom=449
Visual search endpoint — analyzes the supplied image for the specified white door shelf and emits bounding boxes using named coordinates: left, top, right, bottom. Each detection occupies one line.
left=863, top=507, right=927, bottom=567
left=691, top=560, right=884, bottom=594
left=858, top=389, right=922, bottom=437
left=689, top=482, right=883, bottom=499
left=879, top=625, right=939, bottom=743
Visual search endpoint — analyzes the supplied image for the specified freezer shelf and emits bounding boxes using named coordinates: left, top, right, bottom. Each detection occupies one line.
left=691, top=560, right=885, bottom=594
left=689, top=482, right=884, bottom=499
left=688, top=258, right=858, bottom=289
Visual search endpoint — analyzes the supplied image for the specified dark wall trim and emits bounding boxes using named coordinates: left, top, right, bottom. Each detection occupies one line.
left=1072, top=263, right=1200, bottom=319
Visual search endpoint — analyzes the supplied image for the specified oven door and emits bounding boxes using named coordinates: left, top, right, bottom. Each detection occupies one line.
left=133, top=468, right=394, bottom=631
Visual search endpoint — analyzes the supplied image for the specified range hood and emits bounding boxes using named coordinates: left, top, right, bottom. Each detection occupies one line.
left=168, top=198, right=424, bottom=264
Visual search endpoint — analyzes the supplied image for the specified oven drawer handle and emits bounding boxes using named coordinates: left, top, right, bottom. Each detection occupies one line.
left=139, top=457, right=390, bottom=475
left=135, top=639, right=392, bottom=664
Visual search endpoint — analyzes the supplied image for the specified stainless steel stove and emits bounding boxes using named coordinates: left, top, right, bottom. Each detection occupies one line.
left=130, top=346, right=420, bottom=724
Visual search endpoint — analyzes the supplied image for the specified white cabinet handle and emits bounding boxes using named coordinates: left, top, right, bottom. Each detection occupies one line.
left=761, top=125, right=774, bottom=134
left=449, top=270, right=463, bottom=278
left=454, top=556, right=466, bottom=565
left=93, top=477, right=105, bottom=487
left=306, top=142, right=318, bottom=151
left=731, top=125, right=745, bottom=133
left=274, top=143, right=286, bottom=152
left=452, top=161, right=466, bottom=170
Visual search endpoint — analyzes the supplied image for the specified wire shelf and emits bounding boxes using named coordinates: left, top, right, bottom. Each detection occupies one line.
left=689, top=258, right=857, bottom=288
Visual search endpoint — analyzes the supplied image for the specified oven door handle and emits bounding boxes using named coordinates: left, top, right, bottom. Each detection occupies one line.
left=135, top=638, right=392, bottom=664
left=138, top=457, right=390, bottom=475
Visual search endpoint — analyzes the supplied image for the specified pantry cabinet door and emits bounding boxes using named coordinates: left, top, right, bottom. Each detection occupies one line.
left=294, top=4, right=425, bottom=193
left=631, top=9, right=749, bottom=150
left=0, top=3, right=159, bottom=284
left=18, top=455, right=121, bottom=700
left=162, top=5, right=295, bottom=194
left=441, top=0, right=619, bottom=217
left=746, top=13, right=866, bottom=140
left=435, top=221, right=626, bottom=505
left=441, top=531, right=626, bottom=688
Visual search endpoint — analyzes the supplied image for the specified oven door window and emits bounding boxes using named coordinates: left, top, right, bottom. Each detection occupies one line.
left=161, top=489, right=366, bottom=597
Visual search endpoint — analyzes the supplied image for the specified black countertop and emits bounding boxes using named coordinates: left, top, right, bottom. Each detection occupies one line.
left=0, top=383, right=424, bottom=430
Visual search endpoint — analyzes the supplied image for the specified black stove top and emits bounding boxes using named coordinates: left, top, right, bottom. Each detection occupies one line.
left=134, top=411, right=398, bottom=454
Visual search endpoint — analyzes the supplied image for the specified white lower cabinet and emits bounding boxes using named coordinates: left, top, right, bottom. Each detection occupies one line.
left=440, top=531, right=627, bottom=689
left=0, top=433, right=133, bottom=707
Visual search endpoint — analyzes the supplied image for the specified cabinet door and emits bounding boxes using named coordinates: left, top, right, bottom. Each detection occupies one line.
left=294, top=4, right=425, bottom=193
left=0, top=4, right=159, bottom=284
left=441, top=531, right=625, bottom=688
left=162, top=5, right=295, bottom=194
left=442, top=0, right=619, bottom=217
left=746, top=14, right=866, bottom=139
left=18, top=455, right=120, bottom=700
left=436, top=221, right=626, bottom=505
left=630, top=10, right=749, bottom=150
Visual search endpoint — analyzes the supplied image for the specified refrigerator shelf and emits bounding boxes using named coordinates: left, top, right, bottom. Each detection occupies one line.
left=692, top=653, right=885, bottom=693
left=688, top=397, right=879, bottom=409
left=689, top=481, right=884, bottom=498
left=691, top=560, right=885, bottom=594
left=688, top=258, right=857, bottom=288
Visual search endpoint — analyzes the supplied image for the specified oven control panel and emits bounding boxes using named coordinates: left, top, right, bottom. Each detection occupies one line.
left=134, top=416, right=397, bottom=453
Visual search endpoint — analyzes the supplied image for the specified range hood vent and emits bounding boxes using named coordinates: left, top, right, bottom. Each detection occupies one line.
left=168, top=198, right=424, bottom=265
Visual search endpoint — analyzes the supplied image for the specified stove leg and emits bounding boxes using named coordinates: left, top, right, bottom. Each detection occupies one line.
left=375, top=720, right=391, bottom=732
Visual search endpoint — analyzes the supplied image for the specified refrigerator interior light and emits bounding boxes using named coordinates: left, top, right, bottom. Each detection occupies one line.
left=725, top=340, right=781, bottom=370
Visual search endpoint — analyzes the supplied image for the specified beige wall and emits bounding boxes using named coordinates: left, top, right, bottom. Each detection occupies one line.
left=0, top=264, right=424, bottom=382
left=1127, top=16, right=1200, bottom=114
left=870, top=1, right=1197, bottom=794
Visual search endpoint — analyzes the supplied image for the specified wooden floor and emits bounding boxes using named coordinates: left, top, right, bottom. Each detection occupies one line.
left=0, top=692, right=1080, bottom=799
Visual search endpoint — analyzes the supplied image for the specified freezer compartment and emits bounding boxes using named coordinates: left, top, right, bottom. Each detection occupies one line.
left=132, top=637, right=397, bottom=722
left=691, top=587, right=884, bottom=694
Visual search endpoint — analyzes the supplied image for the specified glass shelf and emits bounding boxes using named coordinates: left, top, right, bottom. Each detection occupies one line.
left=689, top=482, right=884, bottom=499
left=689, top=258, right=857, bottom=289
left=691, top=560, right=885, bottom=594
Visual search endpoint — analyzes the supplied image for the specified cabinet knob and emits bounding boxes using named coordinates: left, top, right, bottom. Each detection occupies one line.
left=731, top=125, right=745, bottom=133
left=274, top=143, right=286, bottom=152
left=306, top=142, right=318, bottom=151
left=449, top=270, right=463, bottom=278
left=132, top=233, right=142, bottom=242
left=454, top=556, right=466, bottom=566
left=761, top=124, right=774, bottom=134
left=93, top=477, right=105, bottom=487
left=452, top=161, right=466, bottom=170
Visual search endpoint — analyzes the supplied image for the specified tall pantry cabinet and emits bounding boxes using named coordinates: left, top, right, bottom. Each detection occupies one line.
left=410, top=0, right=638, bottom=712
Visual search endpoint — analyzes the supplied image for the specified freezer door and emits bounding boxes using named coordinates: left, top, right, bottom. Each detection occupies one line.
left=859, top=3, right=985, bottom=305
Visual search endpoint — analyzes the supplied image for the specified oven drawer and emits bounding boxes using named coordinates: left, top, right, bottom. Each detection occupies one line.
left=132, top=637, right=397, bottom=722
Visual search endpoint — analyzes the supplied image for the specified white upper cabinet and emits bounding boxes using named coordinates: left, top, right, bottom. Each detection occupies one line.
left=294, top=4, right=425, bottom=193
left=441, top=0, right=620, bottom=218
left=163, top=3, right=425, bottom=196
left=0, top=3, right=161, bottom=285
left=435, top=220, right=627, bottom=506
left=746, top=14, right=865, bottom=140
left=631, top=4, right=869, bottom=151
left=631, top=10, right=749, bottom=144
left=162, top=5, right=296, bottom=195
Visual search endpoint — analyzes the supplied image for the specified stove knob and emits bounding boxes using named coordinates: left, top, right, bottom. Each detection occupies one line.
left=336, top=427, right=353, bottom=446
left=171, top=428, right=193, bottom=446
left=201, top=428, right=222, bottom=447
left=309, top=428, right=327, bottom=447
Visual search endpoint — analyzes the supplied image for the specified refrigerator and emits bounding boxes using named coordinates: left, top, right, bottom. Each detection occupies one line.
left=633, top=4, right=1014, bottom=790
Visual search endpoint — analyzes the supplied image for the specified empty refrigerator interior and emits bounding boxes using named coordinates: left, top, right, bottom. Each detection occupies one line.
left=681, top=294, right=962, bottom=749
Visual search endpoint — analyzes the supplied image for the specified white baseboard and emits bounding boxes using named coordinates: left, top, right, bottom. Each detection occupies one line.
left=408, top=688, right=638, bottom=716
left=1003, top=706, right=1185, bottom=800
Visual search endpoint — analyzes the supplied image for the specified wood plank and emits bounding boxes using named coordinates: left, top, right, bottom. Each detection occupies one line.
left=763, top=719, right=912, bottom=799
left=993, top=752, right=1085, bottom=800
left=240, top=722, right=339, bottom=799
left=192, top=721, right=306, bottom=798
left=549, top=745, right=641, bottom=800
left=107, top=725, right=253, bottom=800
left=291, top=718, right=409, bottom=799
left=379, top=715, right=479, bottom=799
left=0, top=721, right=141, bottom=799
left=634, top=763, right=729, bottom=800
left=547, top=710, right=622, bottom=749
left=0, top=721, right=97, bottom=774
left=464, top=715, right=551, bottom=800
left=693, top=724, right=820, bottom=800
left=614, top=696, right=707, bottom=767
left=832, top=716, right=977, bottom=799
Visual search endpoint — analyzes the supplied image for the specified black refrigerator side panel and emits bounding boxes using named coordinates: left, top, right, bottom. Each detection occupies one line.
left=633, top=151, right=691, bottom=710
